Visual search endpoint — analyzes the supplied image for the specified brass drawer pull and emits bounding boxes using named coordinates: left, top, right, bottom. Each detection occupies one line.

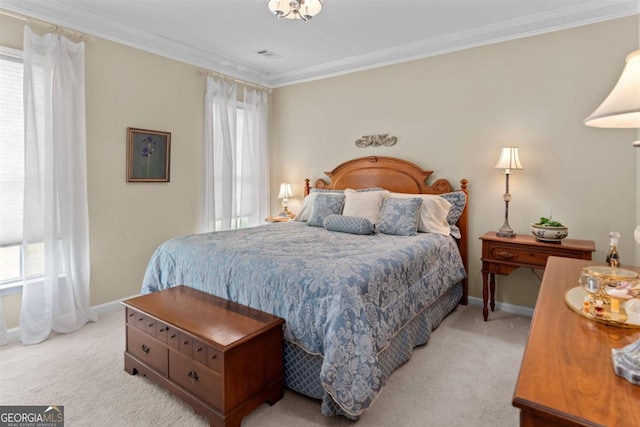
left=188, top=370, right=199, bottom=383
left=495, top=250, right=518, bottom=259
left=141, top=344, right=150, bottom=354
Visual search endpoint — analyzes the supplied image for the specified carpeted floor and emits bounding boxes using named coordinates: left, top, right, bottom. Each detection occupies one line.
left=0, top=304, right=530, bottom=426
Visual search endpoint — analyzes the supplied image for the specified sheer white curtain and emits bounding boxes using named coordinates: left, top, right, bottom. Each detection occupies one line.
left=20, top=27, right=96, bottom=345
left=240, top=87, right=269, bottom=226
left=200, top=76, right=269, bottom=232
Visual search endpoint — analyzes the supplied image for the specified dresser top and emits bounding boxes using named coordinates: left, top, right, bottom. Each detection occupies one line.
left=512, top=257, right=640, bottom=426
left=122, top=286, right=284, bottom=349
left=480, top=231, right=595, bottom=252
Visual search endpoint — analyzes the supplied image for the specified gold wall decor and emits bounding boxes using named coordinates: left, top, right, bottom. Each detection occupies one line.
left=355, top=134, right=397, bottom=148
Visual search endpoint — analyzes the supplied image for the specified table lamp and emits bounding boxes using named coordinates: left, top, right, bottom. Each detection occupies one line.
left=277, top=183, right=295, bottom=218
left=584, top=49, right=640, bottom=386
left=495, top=146, right=523, bottom=238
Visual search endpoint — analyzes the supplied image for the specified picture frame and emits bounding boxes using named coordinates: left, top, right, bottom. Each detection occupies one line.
left=126, top=127, right=171, bottom=182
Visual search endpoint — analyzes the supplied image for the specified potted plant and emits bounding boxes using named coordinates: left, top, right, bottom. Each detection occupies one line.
left=531, top=217, right=569, bottom=242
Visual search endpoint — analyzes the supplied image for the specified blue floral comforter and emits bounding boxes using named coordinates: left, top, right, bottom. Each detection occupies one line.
left=141, top=221, right=466, bottom=416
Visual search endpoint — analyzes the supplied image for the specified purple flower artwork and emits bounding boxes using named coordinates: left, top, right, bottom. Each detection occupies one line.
left=140, top=135, right=157, bottom=178
left=127, top=128, right=171, bottom=182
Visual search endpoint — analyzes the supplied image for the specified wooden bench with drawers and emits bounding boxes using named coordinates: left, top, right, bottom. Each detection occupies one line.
left=122, top=285, right=285, bottom=427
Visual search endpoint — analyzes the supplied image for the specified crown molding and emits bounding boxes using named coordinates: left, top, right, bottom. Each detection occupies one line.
left=0, top=0, right=273, bottom=86
left=269, top=1, right=640, bottom=87
left=2, top=0, right=638, bottom=88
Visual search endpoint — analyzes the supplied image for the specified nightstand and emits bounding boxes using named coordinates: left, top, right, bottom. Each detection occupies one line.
left=479, top=232, right=595, bottom=321
left=265, top=216, right=291, bottom=223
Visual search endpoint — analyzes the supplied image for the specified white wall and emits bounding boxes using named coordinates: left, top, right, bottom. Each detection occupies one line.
left=270, top=16, right=640, bottom=309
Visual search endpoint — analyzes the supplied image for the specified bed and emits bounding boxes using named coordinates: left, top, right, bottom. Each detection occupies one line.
left=141, top=156, right=469, bottom=419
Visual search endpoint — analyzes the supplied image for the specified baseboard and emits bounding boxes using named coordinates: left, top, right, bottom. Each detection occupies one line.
left=468, top=296, right=534, bottom=318
left=3, top=293, right=141, bottom=344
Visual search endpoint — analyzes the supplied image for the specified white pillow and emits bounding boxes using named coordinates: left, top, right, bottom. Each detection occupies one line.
left=342, top=189, right=388, bottom=225
left=387, top=192, right=451, bottom=235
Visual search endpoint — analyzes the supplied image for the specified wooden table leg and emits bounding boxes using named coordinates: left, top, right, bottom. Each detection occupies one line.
left=490, top=273, right=496, bottom=312
left=482, top=270, right=489, bottom=321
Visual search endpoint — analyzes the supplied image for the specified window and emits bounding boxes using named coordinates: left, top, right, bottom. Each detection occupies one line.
left=212, top=104, right=253, bottom=230
left=0, top=47, right=43, bottom=294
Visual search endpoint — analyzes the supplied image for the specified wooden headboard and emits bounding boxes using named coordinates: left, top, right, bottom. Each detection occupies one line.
left=304, top=156, right=469, bottom=305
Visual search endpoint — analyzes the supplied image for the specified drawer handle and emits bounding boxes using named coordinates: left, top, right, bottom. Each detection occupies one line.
left=148, top=323, right=154, bottom=328
left=138, top=317, right=144, bottom=322
left=183, top=340, right=190, bottom=345
left=128, top=312, right=135, bottom=318
left=188, top=370, right=199, bottom=383
left=196, top=347, right=203, bottom=353
left=210, top=354, right=217, bottom=360
left=158, top=327, right=168, bottom=333
left=170, top=333, right=177, bottom=339
left=141, top=344, right=150, bottom=354
left=495, top=250, right=518, bottom=259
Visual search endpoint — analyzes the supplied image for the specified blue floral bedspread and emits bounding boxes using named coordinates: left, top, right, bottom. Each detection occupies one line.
left=141, top=221, right=466, bottom=416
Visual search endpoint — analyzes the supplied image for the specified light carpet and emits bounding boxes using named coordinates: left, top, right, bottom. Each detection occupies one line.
left=0, top=304, right=530, bottom=426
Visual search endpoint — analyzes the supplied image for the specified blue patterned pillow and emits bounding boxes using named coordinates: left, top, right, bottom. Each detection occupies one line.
left=308, top=194, right=345, bottom=227
left=378, top=197, right=423, bottom=236
left=323, top=214, right=374, bottom=235
left=440, top=191, right=467, bottom=238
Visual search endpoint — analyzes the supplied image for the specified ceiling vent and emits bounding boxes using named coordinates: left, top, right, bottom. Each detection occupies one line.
left=255, top=49, right=282, bottom=59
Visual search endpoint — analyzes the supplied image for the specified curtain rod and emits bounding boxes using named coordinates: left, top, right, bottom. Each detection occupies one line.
left=200, top=69, right=272, bottom=93
left=0, top=9, right=90, bottom=41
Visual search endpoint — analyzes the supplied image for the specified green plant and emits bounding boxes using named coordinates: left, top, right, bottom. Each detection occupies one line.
left=534, top=217, right=565, bottom=227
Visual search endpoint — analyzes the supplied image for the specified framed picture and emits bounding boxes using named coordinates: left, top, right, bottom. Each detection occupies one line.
left=126, top=127, right=171, bottom=182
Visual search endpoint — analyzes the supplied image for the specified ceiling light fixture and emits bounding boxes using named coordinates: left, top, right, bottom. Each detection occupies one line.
left=267, top=0, right=323, bottom=22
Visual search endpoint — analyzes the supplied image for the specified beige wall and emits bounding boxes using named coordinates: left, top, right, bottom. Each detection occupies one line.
left=0, top=14, right=206, bottom=328
left=270, top=16, right=640, bottom=309
left=1, top=13, right=639, bottom=329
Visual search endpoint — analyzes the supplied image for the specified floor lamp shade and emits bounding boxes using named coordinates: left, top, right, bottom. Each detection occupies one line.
left=495, top=147, right=523, bottom=238
left=584, top=49, right=640, bottom=129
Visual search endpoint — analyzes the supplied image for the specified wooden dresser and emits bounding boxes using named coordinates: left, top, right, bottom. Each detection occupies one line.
left=512, top=257, right=640, bottom=426
left=122, top=286, right=285, bottom=427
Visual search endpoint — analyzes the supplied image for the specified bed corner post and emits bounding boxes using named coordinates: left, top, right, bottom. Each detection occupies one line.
left=459, top=178, right=469, bottom=305
left=304, top=178, right=311, bottom=197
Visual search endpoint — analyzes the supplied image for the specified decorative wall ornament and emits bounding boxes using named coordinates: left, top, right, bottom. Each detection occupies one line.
left=355, top=134, right=398, bottom=148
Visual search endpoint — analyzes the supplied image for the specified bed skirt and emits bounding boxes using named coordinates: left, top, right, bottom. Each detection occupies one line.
left=282, top=282, right=463, bottom=418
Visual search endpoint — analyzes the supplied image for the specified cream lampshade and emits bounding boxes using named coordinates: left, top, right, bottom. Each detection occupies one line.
left=584, top=49, right=640, bottom=145
left=495, top=147, right=524, bottom=238
left=277, top=183, right=295, bottom=218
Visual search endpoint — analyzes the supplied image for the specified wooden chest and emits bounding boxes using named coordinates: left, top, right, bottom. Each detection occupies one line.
left=122, top=285, right=284, bottom=427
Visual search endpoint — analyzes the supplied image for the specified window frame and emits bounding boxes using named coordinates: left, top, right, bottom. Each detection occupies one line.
left=0, top=46, right=29, bottom=297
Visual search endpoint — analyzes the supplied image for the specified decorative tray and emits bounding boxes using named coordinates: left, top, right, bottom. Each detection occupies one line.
left=565, top=286, right=640, bottom=329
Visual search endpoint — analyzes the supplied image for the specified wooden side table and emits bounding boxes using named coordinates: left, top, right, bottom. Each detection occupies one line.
left=265, top=216, right=291, bottom=223
left=479, top=232, right=595, bottom=321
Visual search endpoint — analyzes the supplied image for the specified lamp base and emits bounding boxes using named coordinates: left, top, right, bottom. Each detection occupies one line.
left=496, top=221, right=515, bottom=238
left=278, top=207, right=296, bottom=219
left=496, top=231, right=516, bottom=238
left=612, top=338, right=640, bottom=385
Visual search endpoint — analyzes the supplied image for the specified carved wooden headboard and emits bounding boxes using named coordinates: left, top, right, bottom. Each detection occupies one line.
left=304, top=156, right=469, bottom=305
